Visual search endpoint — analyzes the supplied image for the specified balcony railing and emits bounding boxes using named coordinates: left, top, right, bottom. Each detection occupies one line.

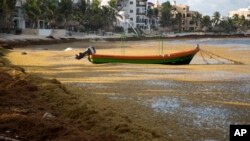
left=136, top=20, right=148, bottom=24
left=136, top=12, right=146, bottom=15
left=136, top=4, right=146, bottom=7
left=136, top=1, right=146, bottom=7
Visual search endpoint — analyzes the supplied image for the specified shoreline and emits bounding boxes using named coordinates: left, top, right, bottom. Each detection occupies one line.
left=0, top=33, right=249, bottom=48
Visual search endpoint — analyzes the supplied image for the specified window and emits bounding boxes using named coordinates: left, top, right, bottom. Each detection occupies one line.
left=189, top=21, right=194, bottom=25
left=130, top=18, right=133, bottom=21
left=130, top=1, right=133, bottom=4
left=247, top=14, right=250, bottom=17
left=130, top=10, right=133, bottom=13
left=183, top=8, right=186, bottom=10
left=187, top=14, right=191, bottom=17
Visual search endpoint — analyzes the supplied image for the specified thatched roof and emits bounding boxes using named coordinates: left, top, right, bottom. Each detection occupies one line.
left=48, top=20, right=80, bottom=27
left=65, top=20, right=79, bottom=26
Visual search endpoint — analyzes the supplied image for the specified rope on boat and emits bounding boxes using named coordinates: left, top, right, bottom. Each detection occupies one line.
left=157, top=34, right=164, bottom=55
left=199, top=51, right=209, bottom=64
left=199, top=49, right=244, bottom=65
left=120, top=33, right=126, bottom=55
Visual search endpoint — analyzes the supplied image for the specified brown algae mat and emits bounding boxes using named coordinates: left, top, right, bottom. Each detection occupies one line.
left=0, top=48, right=166, bottom=141
left=3, top=40, right=250, bottom=140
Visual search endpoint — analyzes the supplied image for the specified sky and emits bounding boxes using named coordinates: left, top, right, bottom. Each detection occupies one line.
left=156, top=0, right=250, bottom=16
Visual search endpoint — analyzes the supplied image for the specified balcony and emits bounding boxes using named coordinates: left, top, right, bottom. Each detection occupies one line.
left=136, top=2, right=146, bottom=7
left=136, top=12, right=146, bottom=15
left=136, top=21, right=145, bottom=24
left=136, top=19, right=148, bottom=24
left=136, top=4, right=146, bottom=7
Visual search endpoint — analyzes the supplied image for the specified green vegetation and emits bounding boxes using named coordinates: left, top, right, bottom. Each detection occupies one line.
left=0, top=0, right=250, bottom=33
left=159, top=1, right=250, bottom=33
left=19, top=0, right=116, bottom=31
left=210, top=11, right=250, bottom=33
left=0, top=0, right=16, bottom=33
left=160, top=1, right=203, bottom=32
left=160, top=1, right=172, bottom=27
left=147, top=8, right=158, bottom=18
left=201, top=15, right=212, bottom=32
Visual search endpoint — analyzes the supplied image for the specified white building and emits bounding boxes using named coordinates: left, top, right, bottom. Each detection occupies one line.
left=116, top=0, right=149, bottom=30
left=71, top=0, right=151, bottom=31
left=15, top=0, right=155, bottom=32
left=229, top=6, right=250, bottom=20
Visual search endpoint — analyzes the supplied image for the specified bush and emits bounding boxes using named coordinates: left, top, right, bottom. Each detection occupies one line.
left=79, top=27, right=85, bottom=32
left=128, top=27, right=135, bottom=33
left=114, top=26, right=124, bottom=33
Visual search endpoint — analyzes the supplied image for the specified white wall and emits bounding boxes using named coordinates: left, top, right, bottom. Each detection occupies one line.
left=38, top=29, right=52, bottom=36
left=124, top=0, right=137, bottom=28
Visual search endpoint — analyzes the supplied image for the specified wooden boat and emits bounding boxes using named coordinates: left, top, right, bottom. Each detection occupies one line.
left=75, top=46, right=199, bottom=65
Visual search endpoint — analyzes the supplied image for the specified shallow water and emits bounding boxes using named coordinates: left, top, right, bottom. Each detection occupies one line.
left=168, top=38, right=250, bottom=49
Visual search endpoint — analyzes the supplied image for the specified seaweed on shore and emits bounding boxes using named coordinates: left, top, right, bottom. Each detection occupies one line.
left=0, top=48, right=165, bottom=141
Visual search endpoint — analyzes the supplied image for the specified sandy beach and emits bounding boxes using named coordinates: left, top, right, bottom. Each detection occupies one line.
left=2, top=38, right=250, bottom=140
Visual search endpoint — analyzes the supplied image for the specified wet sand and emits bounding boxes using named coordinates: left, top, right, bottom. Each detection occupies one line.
left=6, top=40, right=250, bottom=140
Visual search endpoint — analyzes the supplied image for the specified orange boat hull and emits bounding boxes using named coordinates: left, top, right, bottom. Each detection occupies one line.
left=88, top=47, right=199, bottom=65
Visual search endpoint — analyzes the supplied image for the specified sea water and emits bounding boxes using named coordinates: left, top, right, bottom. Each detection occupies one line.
left=168, top=38, right=250, bottom=50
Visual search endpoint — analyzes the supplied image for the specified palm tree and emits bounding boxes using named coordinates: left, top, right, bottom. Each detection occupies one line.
left=212, top=11, right=221, bottom=26
left=211, top=11, right=223, bottom=33
left=232, top=14, right=240, bottom=26
left=238, top=15, right=248, bottom=32
left=101, top=6, right=116, bottom=31
left=225, top=18, right=237, bottom=33
left=201, top=15, right=211, bottom=32
left=0, top=0, right=16, bottom=32
left=23, top=0, right=42, bottom=28
left=218, top=18, right=234, bottom=33
left=41, top=0, right=58, bottom=23
left=232, top=14, right=248, bottom=32
left=51, top=0, right=74, bottom=29
left=160, top=1, right=171, bottom=27
left=60, top=0, right=73, bottom=26
left=73, top=0, right=89, bottom=28
left=191, top=12, right=202, bottom=30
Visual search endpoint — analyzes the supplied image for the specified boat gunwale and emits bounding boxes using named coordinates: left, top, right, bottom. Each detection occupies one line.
left=89, top=48, right=199, bottom=60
